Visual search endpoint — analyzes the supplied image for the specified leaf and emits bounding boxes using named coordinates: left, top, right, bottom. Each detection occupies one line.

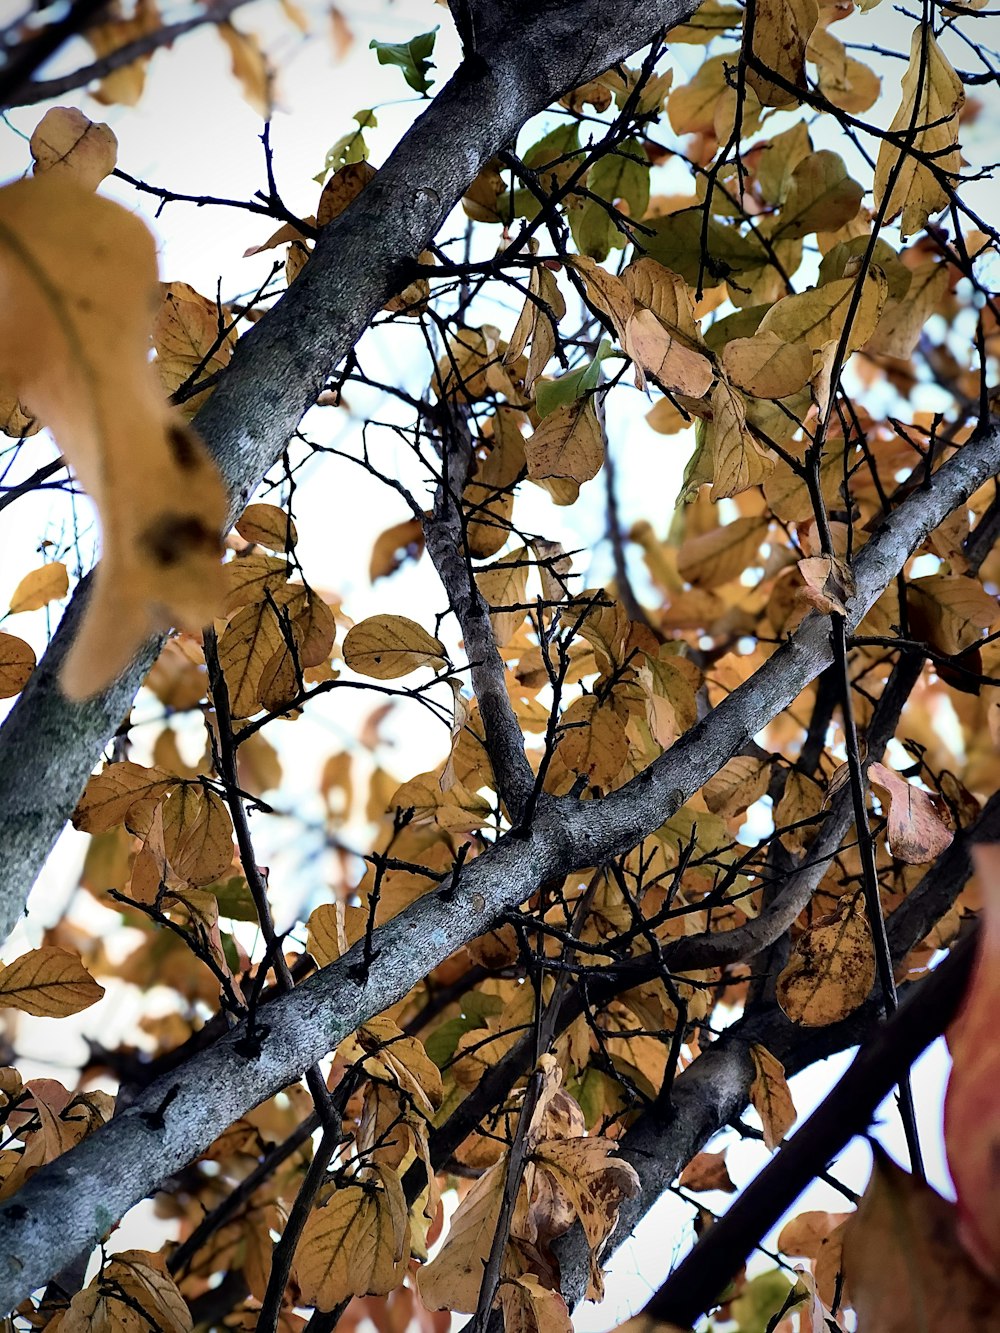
left=775, top=151, right=863, bottom=240
left=866, top=260, right=948, bottom=358
left=235, top=502, right=297, bottom=551
left=217, top=599, right=287, bottom=717
left=317, top=160, right=378, bottom=227
left=219, top=21, right=272, bottom=118
left=744, top=0, right=819, bottom=106
left=295, top=1165, right=409, bottom=1308
left=476, top=547, right=530, bottom=646
left=533, top=1135, right=640, bottom=1300
left=623, top=308, right=714, bottom=397
left=370, top=516, right=424, bottom=580
left=73, top=761, right=174, bottom=834
left=0, top=632, right=34, bottom=698
left=343, top=615, right=446, bottom=679
left=944, top=843, right=1000, bottom=1278
left=369, top=28, right=437, bottom=94
left=161, top=785, right=234, bottom=886
left=0, top=947, right=104, bottom=1017
left=721, top=331, right=811, bottom=399
left=797, top=554, right=855, bottom=616
left=868, top=762, right=955, bottom=864
left=777, top=1208, right=852, bottom=1258
left=676, top=515, right=768, bottom=588
left=874, top=30, right=964, bottom=238
left=709, top=378, right=774, bottom=500
left=748, top=1043, right=796, bottom=1149
left=29, top=107, right=117, bottom=191
left=777, top=894, right=876, bottom=1025
left=557, top=694, right=630, bottom=788
left=417, top=1159, right=506, bottom=1311
left=63, top=1248, right=192, bottom=1331
left=842, top=1154, right=1000, bottom=1330
left=535, top=341, right=612, bottom=417
left=524, top=397, right=604, bottom=503
left=808, top=28, right=881, bottom=115
left=906, top=574, right=998, bottom=656
left=153, top=280, right=236, bottom=415
left=758, top=270, right=888, bottom=355
left=703, top=754, right=770, bottom=817
left=678, top=1150, right=737, bottom=1193
left=0, top=176, right=227, bottom=699
left=8, top=561, right=68, bottom=614
left=355, top=1015, right=443, bottom=1118
left=500, top=1275, right=573, bottom=1333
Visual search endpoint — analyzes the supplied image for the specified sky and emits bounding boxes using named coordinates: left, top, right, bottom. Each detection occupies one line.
left=0, top=0, right=995, bottom=1325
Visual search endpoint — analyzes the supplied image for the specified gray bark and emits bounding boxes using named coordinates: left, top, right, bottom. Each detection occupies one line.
left=0, top=0, right=700, bottom=943
left=0, top=419, right=996, bottom=1306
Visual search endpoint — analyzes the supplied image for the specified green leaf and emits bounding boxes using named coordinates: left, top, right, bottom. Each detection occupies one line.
left=369, top=29, right=438, bottom=95
left=641, top=208, right=767, bottom=287
left=314, top=110, right=374, bottom=182
left=569, top=138, right=650, bottom=261
left=535, top=339, right=613, bottom=417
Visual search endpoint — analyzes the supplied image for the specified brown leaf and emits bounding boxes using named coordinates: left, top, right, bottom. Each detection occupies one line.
left=842, top=1154, right=1000, bottom=1329
left=678, top=1150, right=737, bottom=1193
left=29, top=107, right=117, bottom=191
left=777, top=894, right=876, bottom=1026
left=235, top=502, right=297, bottom=550
left=72, top=761, right=174, bottom=835
left=219, top=21, right=272, bottom=118
left=0, top=176, right=227, bottom=698
left=748, top=1043, right=796, bottom=1149
left=744, top=0, right=819, bottom=105
left=906, top=573, right=998, bottom=657
left=676, top=515, right=768, bottom=588
left=161, top=785, right=234, bottom=886
left=62, top=1248, right=192, bottom=1331
left=500, top=1275, right=573, bottom=1333
left=868, top=762, right=955, bottom=864
left=370, top=517, right=424, bottom=581
left=703, top=754, right=770, bottom=818
left=317, top=160, right=378, bottom=227
left=0, top=947, right=104, bottom=1018
left=417, top=1159, right=506, bottom=1312
left=524, top=397, right=605, bottom=502
left=153, top=280, right=237, bottom=416
left=0, top=632, right=34, bottom=698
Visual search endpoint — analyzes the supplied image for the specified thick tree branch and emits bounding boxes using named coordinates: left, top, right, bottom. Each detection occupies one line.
left=0, top=0, right=703, bottom=944
left=0, top=419, right=996, bottom=1304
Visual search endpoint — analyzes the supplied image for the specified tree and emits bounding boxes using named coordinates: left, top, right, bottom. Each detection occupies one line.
left=0, top=0, right=997, bottom=1327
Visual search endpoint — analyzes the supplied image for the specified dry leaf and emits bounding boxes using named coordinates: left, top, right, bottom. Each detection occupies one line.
left=777, top=894, right=875, bottom=1025
left=161, top=785, right=234, bottom=886
left=236, top=502, right=297, bottom=551
left=944, top=843, right=1000, bottom=1278
left=63, top=1249, right=192, bottom=1332
left=678, top=1150, right=737, bottom=1193
left=219, top=21, right=272, bottom=118
left=748, top=1043, right=796, bottom=1149
left=8, top=561, right=68, bottom=614
left=842, top=1153, right=1000, bottom=1329
left=868, top=762, right=954, bottom=864
left=525, top=397, right=605, bottom=503
left=0, top=632, right=34, bottom=697
left=295, top=1166, right=409, bottom=1309
left=721, top=332, right=811, bottom=399
left=418, top=1159, right=506, bottom=1311
left=744, top=0, right=819, bottom=105
left=29, top=107, right=118, bottom=191
left=0, top=947, right=104, bottom=1017
left=72, top=761, right=174, bottom=835
left=343, top=615, right=446, bottom=679
left=0, top=175, right=227, bottom=698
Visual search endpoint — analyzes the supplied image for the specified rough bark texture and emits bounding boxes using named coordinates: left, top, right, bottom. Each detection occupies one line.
left=0, top=419, right=996, bottom=1305
left=0, top=0, right=700, bottom=943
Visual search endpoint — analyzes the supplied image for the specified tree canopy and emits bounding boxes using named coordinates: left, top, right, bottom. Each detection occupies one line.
left=0, top=0, right=998, bottom=1329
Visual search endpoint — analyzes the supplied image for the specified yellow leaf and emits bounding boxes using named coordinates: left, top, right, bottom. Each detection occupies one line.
left=355, top=1015, right=444, bottom=1117
left=874, top=30, right=964, bottom=238
left=8, top=561, right=68, bottom=614
left=153, top=280, right=237, bottom=416
left=476, top=546, right=530, bottom=645
left=709, top=378, right=774, bottom=500
left=906, top=573, right=998, bottom=656
left=748, top=1043, right=796, bottom=1149
left=0, top=176, right=227, bottom=699
left=418, top=1158, right=506, bottom=1311
left=218, top=599, right=287, bottom=717
left=744, top=0, right=819, bottom=106
left=0, top=947, right=104, bottom=1018
left=85, top=0, right=160, bottom=106
left=524, top=398, right=604, bottom=501
left=624, top=308, right=714, bottom=397
left=219, top=21, right=272, bottom=119
left=63, top=1249, right=192, bottom=1332
left=294, top=1166, right=410, bottom=1309
left=533, top=1136, right=641, bottom=1300
left=808, top=29, right=881, bottom=115
left=161, top=785, right=234, bottom=886
left=703, top=754, right=770, bottom=817
left=777, top=895, right=876, bottom=1025
left=29, top=107, right=118, bottom=191
left=72, top=761, right=174, bottom=834
left=500, top=1275, right=573, bottom=1333
left=721, top=331, right=812, bottom=399
left=676, top=514, right=768, bottom=588
left=369, top=517, right=424, bottom=580
left=0, top=632, right=34, bottom=698
left=774, top=769, right=825, bottom=852
left=758, top=270, right=888, bottom=354
left=866, top=261, right=948, bottom=358
left=235, top=502, right=297, bottom=550
left=343, top=614, right=446, bottom=679
left=557, top=693, right=630, bottom=788
left=224, top=552, right=291, bottom=613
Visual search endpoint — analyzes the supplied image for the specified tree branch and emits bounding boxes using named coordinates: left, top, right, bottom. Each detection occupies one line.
left=0, top=0, right=705, bottom=944
left=0, top=417, right=996, bottom=1304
